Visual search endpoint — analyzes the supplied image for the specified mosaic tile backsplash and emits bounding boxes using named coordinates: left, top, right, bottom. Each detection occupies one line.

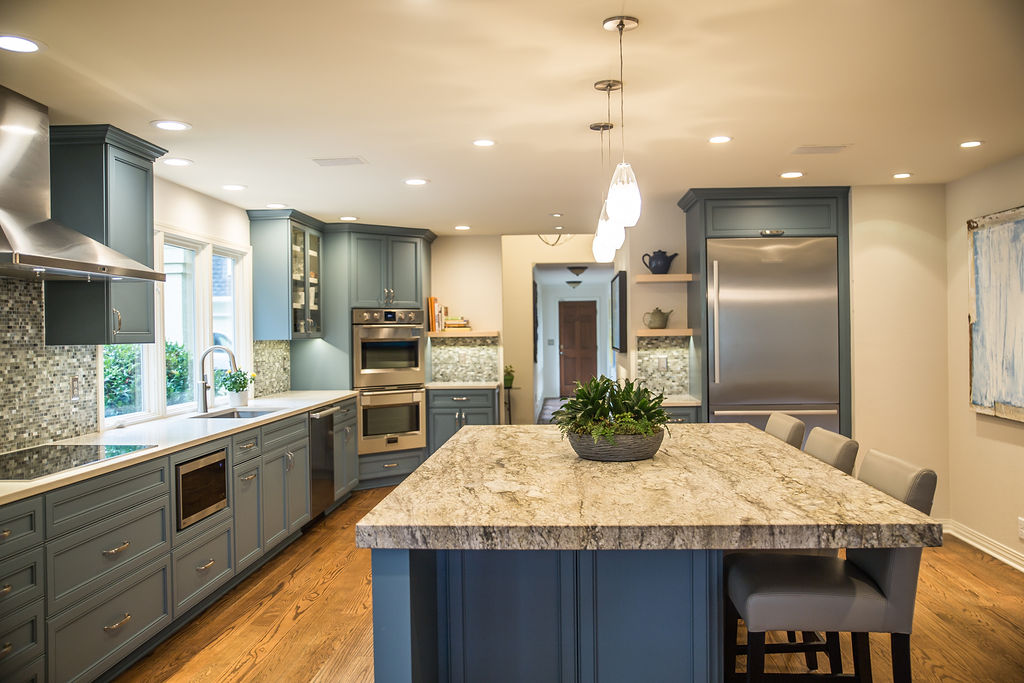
left=430, top=337, right=499, bottom=382
left=253, top=340, right=291, bottom=397
left=0, top=278, right=99, bottom=452
left=635, top=336, right=690, bottom=397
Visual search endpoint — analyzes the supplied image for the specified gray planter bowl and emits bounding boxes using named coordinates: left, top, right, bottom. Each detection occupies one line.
left=567, top=429, right=664, bottom=462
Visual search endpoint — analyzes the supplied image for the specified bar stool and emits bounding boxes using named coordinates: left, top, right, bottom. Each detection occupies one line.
left=803, top=427, right=859, bottom=475
left=724, top=449, right=937, bottom=682
left=764, top=412, right=805, bottom=448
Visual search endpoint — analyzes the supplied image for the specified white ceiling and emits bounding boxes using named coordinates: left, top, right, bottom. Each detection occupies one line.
left=2, top=0, right=1023, bottom=237
left=534, top=263, right=614, bottom=287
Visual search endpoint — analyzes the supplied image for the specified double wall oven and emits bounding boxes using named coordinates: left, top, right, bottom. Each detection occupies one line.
left=352, top=308, right=426, bottom=454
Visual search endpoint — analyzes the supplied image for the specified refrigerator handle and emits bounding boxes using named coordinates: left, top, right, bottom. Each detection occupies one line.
left=711, top=259, right=721, bottom=384
left=712, top=409, right=839, bottom=416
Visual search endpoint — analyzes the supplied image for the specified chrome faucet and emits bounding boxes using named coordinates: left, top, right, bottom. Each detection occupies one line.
left=196, top=345, right=238, bottom=414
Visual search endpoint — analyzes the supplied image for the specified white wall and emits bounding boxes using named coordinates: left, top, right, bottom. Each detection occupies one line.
left=945, top=154, right=1024, bottom=551
left=849, top=185, right=950, bottom=517
left=154, top=177, right=250, bottom=248
left=538, top=281, right=611, bottom=398
left=429, top=235, right=503, bottom=331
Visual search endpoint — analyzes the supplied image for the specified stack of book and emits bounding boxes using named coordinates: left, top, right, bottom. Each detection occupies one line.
left=443, top=316, right=470, bottom=329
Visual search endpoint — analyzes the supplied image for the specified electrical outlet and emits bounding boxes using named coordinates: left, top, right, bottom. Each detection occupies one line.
left=658, top=356, right=669, bottom=372
left=70, top=375, right=80, bottom=402
left=1018, top=517, right=1024, bottom=541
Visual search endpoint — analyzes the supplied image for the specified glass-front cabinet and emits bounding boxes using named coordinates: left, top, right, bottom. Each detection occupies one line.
left=290, top=225, right=323, bottom=338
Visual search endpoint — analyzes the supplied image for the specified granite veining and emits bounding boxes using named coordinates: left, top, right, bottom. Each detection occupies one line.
left=356, top=424, right=942, bottom=551
left=430, top=336, right=499, bottom=382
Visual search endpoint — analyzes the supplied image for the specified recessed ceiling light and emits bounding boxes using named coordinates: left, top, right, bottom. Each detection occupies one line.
left=0, top=35, right=41, bottom=53
left=892, top=172, right=912, bottom=179
left=162, top=157, right=193, bottom=167
left=454, top=225, right=471, bottom=231
left=959, top=140, right=982, bottom=148
left=404, top=178, right=429, bottom=186
left=338, top=216, right=358, bottom=221
left=709, top=136, right=732, bottom=144
left=150, top=120, right=192, bottom=132
left=472, top=139, right=495, bottom=147
left=551, top=213, right=563, bottom=218
left=780, top=171, right=804, bottom=179
left=554, top=226, right=564, bottom=230
left=222, top=184, right=246, bottom=191
left=266, top=203, right=287, bottom=209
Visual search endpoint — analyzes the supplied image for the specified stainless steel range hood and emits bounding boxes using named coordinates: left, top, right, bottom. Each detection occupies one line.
left=0, top=85, right=165, bottom=282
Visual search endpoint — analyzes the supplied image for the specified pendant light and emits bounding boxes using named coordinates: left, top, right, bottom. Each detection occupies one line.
left=603, top=16, right=642, bottom=227
left=592, top=233, right=616, bottom=263
left=592, top=83, right=625, bottom=252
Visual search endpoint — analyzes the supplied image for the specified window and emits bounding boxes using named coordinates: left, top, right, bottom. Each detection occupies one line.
left=212, top=252, right=237, bottom=395
left=103, top=344, right=144, bottom=417
left=164, top=244, right=197, bottom=406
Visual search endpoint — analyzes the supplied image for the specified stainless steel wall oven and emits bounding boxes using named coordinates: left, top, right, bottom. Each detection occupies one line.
left=352, top=308, right=425, bottom=389
left=358, top=388, right=426, bottom=454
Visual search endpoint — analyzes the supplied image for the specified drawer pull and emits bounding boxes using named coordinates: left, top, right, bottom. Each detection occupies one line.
left=0, top=642, right=10, bottom=659
left=451, top=396, right=469, bottom=401
left=383, top=463, right=399, bottom=468
left=0, top=529, right=10, bottom=540
left=240, top=472, right=258, bottom=482
left=241, top=441, right=257, bottom=449
left=196, top=558, right=216, bottom=571
left=103, top=612, right=132, bottom=632
left=102, top=540, right=131, bottom=557
left=0, top=584, right=11, bottom=597
left=760, top=229, right=785, bottom=237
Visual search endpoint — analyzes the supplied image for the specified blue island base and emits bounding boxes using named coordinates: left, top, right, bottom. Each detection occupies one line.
left=371, top=548, right=724, bottom=683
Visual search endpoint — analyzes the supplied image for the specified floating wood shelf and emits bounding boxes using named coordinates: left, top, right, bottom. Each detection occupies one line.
left=634, top=273, right=695, bottom=284
left=428, top=330, right=500, bottom=338
left=635, top=328, right=694, bottom=337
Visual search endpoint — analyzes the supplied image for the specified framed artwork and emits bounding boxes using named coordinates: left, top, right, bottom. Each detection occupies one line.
left=611, top=270, right=627, bottom=352
left=968, top=204, right=1024, bottom=422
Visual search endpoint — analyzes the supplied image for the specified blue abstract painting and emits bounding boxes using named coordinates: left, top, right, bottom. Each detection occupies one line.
left=969, top=206, right=1024, bottom=422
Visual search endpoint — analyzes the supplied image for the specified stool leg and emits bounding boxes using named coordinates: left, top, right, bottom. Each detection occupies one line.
left=851, top=632, right=873, bottom=683
left=801, top=631, right=819, bottom=670
left=724, top=598, right=739, bottom=681
left=891, top=633, right=912, bottom=683
left=747, top=631, right=766, bottom=682
left=825, top=631, right=843, bottom=674
left=787, top=630, right=797, bottom=643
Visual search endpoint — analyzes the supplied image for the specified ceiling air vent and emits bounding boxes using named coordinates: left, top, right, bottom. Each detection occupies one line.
left=312, top=156, right=368, bottom=166
left=791, top=145, right=849, bottom=155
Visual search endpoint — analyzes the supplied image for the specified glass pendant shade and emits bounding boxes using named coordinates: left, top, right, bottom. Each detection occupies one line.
left=596, top=200, right=625, bottom=250
left=591, top=232, right=615, bottom=263
left=606, top=162, right=642, bottom=227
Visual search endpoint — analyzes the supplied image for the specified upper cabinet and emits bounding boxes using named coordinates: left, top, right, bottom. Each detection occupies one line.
left=45, top=125, right=166, bottom=345
left=350, top=233, right=423, bottom=308
left=249, top=210, right=326, bottom=340
left=680, top=187, right=846, bottom=238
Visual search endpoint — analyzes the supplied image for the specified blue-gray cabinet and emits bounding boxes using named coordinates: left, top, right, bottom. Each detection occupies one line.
left=333, top=400, right=359, bottom=501
left=427, top=389, right=498, bottom=454
left=232, top=458, right=263, bottom=573
left=261, top=415, right=310, bottom=549
left=350, top=232, right=423, bottom=308
left=171, top=520, right=234, bottom=617
left=45, top=125, right=166, bottom=345
left=664, top=406, right=700, bottom=424
left=0, top=598, right=45, bottom=679
left=249, top=210, right=327, bottom=340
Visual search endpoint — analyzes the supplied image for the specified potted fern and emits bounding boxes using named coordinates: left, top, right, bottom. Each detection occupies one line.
left=551, top=376, right=669, bottom=461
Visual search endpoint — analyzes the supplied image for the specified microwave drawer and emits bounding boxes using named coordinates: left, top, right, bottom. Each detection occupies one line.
left=358, top=452, right=421, bottom=481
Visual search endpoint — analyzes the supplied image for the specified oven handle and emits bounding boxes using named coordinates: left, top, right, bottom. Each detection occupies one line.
left=361, top=388, right=426, bottom=397
left=356, top=325, right=424, bottom=340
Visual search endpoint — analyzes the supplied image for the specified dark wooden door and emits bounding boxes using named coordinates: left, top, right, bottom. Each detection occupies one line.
left=559, top=301, right=598, bottom=397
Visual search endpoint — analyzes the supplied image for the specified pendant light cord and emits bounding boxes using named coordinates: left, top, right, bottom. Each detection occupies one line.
left=618, top=20, right=625, bottom=162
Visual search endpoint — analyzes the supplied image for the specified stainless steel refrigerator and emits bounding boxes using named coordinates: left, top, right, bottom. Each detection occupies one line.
left=706, top=237, right=840, bottom=437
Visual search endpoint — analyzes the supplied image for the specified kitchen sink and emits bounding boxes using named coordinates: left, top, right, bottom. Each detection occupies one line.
left=191, top=409, right=278, bottom=420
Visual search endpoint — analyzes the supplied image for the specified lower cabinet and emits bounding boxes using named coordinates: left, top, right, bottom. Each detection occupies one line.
left=233, top=459, right=263, bottom=573
left=427, top=388, right=499, bottom=454
left=334, top=410, right=358, bottom=501
left=172, top=520, right=234, bottom=617
left=664, top=406, right=701, bottom=424
left=5, top=654, right=45, bottom=683
left=0, top=599, right=44, bottom=680
left=262, top=441, right=310, bottom=549
left=47, top=556, right=172, bottom=683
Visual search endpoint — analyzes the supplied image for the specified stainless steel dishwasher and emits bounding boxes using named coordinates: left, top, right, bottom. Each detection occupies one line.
left=309, top=403, right=341, bottom=518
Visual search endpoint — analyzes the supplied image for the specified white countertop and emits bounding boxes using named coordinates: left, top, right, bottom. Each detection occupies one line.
left=0, top=390, right=357, bottom=506
left=426, top=381, right=501, bottom=390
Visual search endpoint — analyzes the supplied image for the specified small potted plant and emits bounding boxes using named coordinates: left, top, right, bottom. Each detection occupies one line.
left=221, top=369, right=256, bottom=407
left=504, top=364, right=515, bottom=389
left=552, top=376, right=669, bottom=461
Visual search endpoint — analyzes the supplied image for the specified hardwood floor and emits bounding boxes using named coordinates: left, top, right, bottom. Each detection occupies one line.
left=117, top=491, right=1024, bottom=682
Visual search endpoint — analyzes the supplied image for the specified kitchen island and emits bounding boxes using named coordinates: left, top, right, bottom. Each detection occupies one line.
left=356, top=424, right=941, bottom=683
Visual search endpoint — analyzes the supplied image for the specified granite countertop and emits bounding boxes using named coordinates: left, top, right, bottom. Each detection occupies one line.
left=356, top=423, right=942, bottom=552
left=0, top=390, right=357, bottom=505
left=663, top=393, right=701, bottom=406
left=426, top=381, right=501, bottom=390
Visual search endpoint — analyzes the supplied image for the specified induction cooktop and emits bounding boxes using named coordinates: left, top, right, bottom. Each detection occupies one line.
left=0, top=444, right=156, bottom=480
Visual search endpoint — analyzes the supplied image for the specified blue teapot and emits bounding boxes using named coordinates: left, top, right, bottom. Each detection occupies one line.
left=642, top=250, right=678, bottom=274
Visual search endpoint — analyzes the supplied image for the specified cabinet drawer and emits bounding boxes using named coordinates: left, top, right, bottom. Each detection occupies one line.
left=664, top=407, right=700, bottom=424
left=0, top=599, right=44, bottom=678
left=704, top=197, right=839, bottom=237
left=262, top=414, right=308, bottom=451
left=47, top=496, right=170, bottom=614
left=428, top=390, right=496, bottom=409
left=172, top=520, right=234, bottom=617
left=0, top=497, right=43, bottom=562
left=48, top=556, right=172, bottom=683
left=46, top=457, right=169, bottom=538
left=359, top=452, right=421, bottom=480
left=4, top=654, right=44, bottom=683
left=232, top=429, right=262, bottom=463
left=0, top=547, right=44, bottom=618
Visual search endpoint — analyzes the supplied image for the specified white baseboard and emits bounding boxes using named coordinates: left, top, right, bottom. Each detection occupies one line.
left=940, top=518, right=1024, bottom=574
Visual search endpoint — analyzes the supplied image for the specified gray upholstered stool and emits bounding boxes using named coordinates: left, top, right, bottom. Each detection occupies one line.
left=802, top=427, right=859, bottom=475
left=724, top=449, right=937, bottom=682
left=764, top=412, right=806, bottom=448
